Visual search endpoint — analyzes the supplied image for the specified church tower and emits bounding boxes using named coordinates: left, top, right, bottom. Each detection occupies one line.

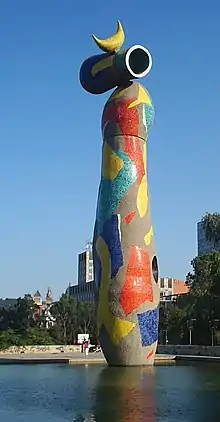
left=46, top=287, right=53, bottom=306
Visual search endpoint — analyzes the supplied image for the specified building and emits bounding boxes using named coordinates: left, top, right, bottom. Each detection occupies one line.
left=159, top=277, right=189, bottom=301
left=67, top=277, right=188, bottom=304
left=197, top=220, right=220, bottom=255
left=32, top=290, right=43, bottom=306
left=32, top=288, right=56, bottom=328
left=69, top=243, right=188, bottom=304
left=0, top=298, right=18, bottom=309
left=46, top=287, right=53, bottom=306
left=159, top=277, right=189, bottom=306
left=67, top=280, right=95, bottom=302
left=78, top=241, right=94, bottom=284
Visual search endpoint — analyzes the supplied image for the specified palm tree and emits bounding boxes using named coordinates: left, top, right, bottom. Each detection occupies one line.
left=202, top=213, right=220, bottom=247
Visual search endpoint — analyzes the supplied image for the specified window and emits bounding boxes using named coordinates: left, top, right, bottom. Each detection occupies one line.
left=160, top=278, right=164, bottom=288
left=168, top=278, right=172, bottom=289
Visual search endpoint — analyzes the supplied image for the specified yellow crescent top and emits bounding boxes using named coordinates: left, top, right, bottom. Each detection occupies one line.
left=92, top=20, right=125, bottom=53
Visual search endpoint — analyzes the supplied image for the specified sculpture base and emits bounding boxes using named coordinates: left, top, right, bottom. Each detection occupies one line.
left=100, top=325, right=158, bottom=366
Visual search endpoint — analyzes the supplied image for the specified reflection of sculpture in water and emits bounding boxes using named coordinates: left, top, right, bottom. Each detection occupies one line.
left=80, top=21, right=160, bottom=366
left=93, top=366, right=156, bottom=422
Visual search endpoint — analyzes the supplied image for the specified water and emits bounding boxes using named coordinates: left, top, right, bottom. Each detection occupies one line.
left=0, top=363, right=220, bottom=421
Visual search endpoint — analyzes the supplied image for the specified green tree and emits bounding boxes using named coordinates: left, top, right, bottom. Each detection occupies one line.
left=186, top=251, right=220, bottom=344
left=0, top=329, right=21, bottom=350
left=25, top=327, right=54, bottom=345
left=77, top=302, right=97, bottom=342
left=167, top=305, right=187, bottom=344
left=159, top=304, right=187, bottom=345
left=51, top=294, right=77, bottom=344
left=186, top=252, right=220, bottom=299
left=13, top=294, right=38, bottom=332
left=0, top=307, right=16, bottom=331
left=202, top=212, right=220, bottom=246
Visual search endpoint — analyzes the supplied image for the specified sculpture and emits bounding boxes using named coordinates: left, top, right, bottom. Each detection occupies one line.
left=79, top=21, right=160, bottom=366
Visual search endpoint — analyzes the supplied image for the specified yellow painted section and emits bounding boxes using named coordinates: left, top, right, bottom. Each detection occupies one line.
left=96, top=236, right=110, bottom=331
left=110, top=316, right=135, bottom=345
left=96, top=236, right=135, bottom=345
left=102, top=142, right=124, bottom=180
left=144, top=226, right=154, bottom=246
left=128, top=85, right=152, bottom=109
left=92, top=21, right=125, bottom=53
left=91, top=56, right=113, bottom=77
left=137, top=175, right=148, bottom=217
left=143, top=142, right=147, bottom=170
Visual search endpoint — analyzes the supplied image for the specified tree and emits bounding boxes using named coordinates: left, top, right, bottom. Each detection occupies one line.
left=0, top=294, right=37, bottom=333
left=13, top=294, right=38, bottom=332
left=186, top=252, right=220, bottom=299
left=202, top=212, right=220, bottom=246
left=186, top=251, right=220, bottom=344
left=166, top=305, right=187, bottom=344
left=159, top=304, right=187, bottom=345
left=0, top=307, right=16, bottom=331
left=0, top=329, right=21, bottom=350
left=77, top=302, right=97, bottom=342
left=25, top=327, right=54, bottom=345
left=50, top=294, right=77, bottom=344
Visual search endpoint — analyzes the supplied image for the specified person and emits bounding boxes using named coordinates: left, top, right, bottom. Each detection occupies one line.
left=95, top=341, right=101, bottom=353
left=84, top=340, right=89, bottom=356
left=81, top=342, right=84, bottom=354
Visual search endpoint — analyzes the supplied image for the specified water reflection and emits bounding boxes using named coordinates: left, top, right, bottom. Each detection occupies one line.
left=1, top=363, right=220, bottom=421
left=73, top=363, right=220, bottom=422
left=93, top=366, right=156, bottom=422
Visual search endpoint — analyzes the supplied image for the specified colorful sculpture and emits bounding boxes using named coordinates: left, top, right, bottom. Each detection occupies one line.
left=79, top=21, right=160, bottom=366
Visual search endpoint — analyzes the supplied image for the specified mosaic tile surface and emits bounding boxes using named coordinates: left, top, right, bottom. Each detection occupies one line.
left=80, top=23, right=160, bottom=365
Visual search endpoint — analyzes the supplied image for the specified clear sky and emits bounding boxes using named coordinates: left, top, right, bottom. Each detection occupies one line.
left=0, top=0, right=220, bottom=299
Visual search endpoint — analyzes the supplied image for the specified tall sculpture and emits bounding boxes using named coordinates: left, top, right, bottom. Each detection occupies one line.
left=80, top=21, right=160, bottom=366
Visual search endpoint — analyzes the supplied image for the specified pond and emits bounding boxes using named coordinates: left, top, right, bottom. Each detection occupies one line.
left=0, top=362, right=220, bottom=421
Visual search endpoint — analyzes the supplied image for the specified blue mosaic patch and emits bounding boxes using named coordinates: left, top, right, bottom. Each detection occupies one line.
left=137, top=308, right=159, bottom=347
left=144, top=105, right=155, bottom=133
left=101, top=214, right=123, bottom=279
left=96, top=150, right=137, bottom=233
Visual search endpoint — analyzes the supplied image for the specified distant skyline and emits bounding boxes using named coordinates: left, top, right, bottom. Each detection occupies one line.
left=1, top=0, right=220, bottom=299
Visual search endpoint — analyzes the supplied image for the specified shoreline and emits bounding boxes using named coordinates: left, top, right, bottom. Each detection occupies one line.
left=0, top=352, right=219, bottom=365
left=0, top=352, right=175, bottom=365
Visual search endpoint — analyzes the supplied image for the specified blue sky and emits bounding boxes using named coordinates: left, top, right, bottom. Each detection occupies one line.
left=0, top=0, right=220, bottom=299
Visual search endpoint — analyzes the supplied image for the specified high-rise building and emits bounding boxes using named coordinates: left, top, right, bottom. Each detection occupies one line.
left=197, top=220, right=220, bottom=255
left=78, top=241, right=94, bottom=284
left=68, top=242, right=188, bottom=304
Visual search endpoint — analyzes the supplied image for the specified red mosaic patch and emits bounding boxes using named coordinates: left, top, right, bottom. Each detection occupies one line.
left=102, top=99, right=139, bottom=137
left=147, top=350, right=154, bottom=360
left=120, top=245, right=153, bottom=316
left=124, top=211, right=136, bottom=224
left=124, top=136, right=145, bottom=185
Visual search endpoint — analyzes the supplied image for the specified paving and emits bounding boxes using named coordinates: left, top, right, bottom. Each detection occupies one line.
left=0, top=352, right=219, bottom=365
left=0, top=352, right=176, bottom=365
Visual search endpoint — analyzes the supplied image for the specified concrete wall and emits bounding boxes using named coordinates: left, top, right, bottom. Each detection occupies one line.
left=158, top=344, right=220, bottom=357
left=0, top=345, right=81, bottom=354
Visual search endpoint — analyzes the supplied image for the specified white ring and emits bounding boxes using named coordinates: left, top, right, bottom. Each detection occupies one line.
left=125, top=44, right=152, bottom=78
